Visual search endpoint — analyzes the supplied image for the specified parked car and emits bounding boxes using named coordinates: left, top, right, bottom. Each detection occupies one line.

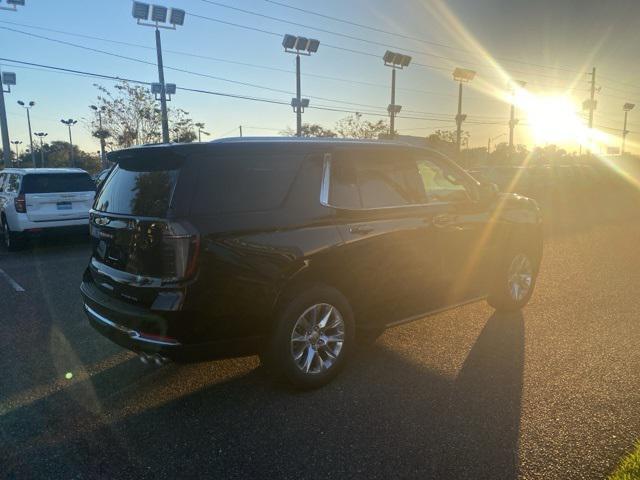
left=80, top=139, right=543, bottom=389
left=0, top=168, right=96, bottom=250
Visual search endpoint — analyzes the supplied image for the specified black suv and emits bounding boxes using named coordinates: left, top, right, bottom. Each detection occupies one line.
left=81, top=138, right=542, bottom=389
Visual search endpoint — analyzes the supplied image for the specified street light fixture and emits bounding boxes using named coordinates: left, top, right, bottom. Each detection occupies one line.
left=132, top=1, right=186, bottom=143
left=622, top=103, right=635, bottom=155
left=0, top=71, right=16, bottom=166
left=10, top=139, right=22, bottom=164
left=383, top=50, right=411, bottom=138
left=34, top=131, right=47, bottom=167
left=452, top=68, right=476, bottom=160
left=282, top=34, right=320, bottom=136
left=17, top=99, right=36, bottom=168
left=487, top=132, right=506, bottom=154
left=60, top=118, right=78, bottom=167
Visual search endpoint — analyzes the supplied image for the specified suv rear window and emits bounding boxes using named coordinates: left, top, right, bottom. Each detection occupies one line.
left=94, top=164, right=179, bottom=217
left=22, top=173, right=95, bottom=194
left=192, top=154, right=302, bottom=215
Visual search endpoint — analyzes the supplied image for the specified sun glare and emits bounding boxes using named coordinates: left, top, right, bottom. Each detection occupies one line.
left=514, top=92, right=588, bottom=146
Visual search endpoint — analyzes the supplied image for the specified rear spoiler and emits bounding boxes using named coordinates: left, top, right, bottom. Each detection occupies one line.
left=106, top=145, right=190, bottom=170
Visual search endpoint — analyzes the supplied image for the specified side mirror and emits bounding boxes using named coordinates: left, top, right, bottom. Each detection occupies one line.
left=478, top=182, right=499, bottom=203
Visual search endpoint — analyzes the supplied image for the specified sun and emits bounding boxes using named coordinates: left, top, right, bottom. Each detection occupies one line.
left=514, top=91, right=589, bottom=147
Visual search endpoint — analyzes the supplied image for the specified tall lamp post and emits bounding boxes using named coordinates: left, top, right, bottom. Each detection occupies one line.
left=282, top=34, right=320, bottom=136
left=453, top=68, right=476, bottom=162
left=132, top=2, right=185, bottom=144
left=60, top=118, right=77, bottom=167
left=17, top=100, right=36, bottom=167
left=622, top=103, right=635, bottom=155
left=383, top=50, right=411, bottom=138
left=90, top=104, right=108, bottom=168
left=0, top=71, right=16, bottom=167
left=195, top=123, right=210, bottom=142
left=10, top=140, right=22, bottom=164
left=34, top=131, right=47, bottom=167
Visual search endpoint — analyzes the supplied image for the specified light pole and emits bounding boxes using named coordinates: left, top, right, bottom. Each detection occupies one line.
left=132, top=2, right=185, bottom=144
left=508, top=80, right=526, bottom=150
left=60, top=118, right=77, bottom=167
left=195, top=123, right=210, bottom=142
left=0, top=71, right=16, bottom=167
left=34, top=131, right=47, bottom=167
left=282, top=34, right=320, bottom=136
left=622, top=103, right=635, bottom=155
left=10, top=140, right=22, bottom=164
left=383, top=51, right=411, bottom=138
left=487, top=133, right=506, bottom=154
left=90, top=104, right=109, bottom=168
left=453, top=68, right=476, bottom=161
left=17, top=100, right=36, bottom=167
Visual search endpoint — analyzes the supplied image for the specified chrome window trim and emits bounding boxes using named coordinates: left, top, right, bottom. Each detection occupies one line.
left=319, top=155, right=471, bottom=212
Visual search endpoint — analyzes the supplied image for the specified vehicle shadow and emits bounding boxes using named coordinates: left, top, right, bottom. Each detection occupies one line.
left=1, top=311, right=524, bottom=480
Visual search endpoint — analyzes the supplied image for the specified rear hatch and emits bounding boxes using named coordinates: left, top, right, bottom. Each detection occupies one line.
left=89, top=152, right=198, bottom=306
left=23, top=172, right=96, bottom=222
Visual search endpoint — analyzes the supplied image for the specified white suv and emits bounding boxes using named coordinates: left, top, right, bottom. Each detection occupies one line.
left=0, top=168, right=96, bottom=250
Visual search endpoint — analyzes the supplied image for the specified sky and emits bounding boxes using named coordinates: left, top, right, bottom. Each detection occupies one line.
left=2, top=0, right=640, bottom=155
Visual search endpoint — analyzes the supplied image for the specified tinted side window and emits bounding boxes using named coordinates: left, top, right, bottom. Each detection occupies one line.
left=328, top=150, right=426, bottom=209
left=416, top=158, right=470, bottom=203
left=5, top=174, right=20, bottom=194
left=192, top=154, right=303, bottom=215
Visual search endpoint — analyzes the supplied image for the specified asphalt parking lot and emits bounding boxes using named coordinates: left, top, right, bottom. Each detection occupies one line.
left=2, top=190, right=640, bottom=479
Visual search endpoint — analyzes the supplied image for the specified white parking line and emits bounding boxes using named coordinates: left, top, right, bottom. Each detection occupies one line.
left=0, top=268, right=25, bottom=292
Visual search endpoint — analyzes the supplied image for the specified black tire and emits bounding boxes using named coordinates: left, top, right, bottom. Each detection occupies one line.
left=261, top=285, right=355, bottom=390
left=2, top=218, right=24, bottom=251
left=487, top=245, right=540, bottom=312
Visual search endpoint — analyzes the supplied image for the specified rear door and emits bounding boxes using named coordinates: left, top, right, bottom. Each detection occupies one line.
left=22, top=173, right=95, bottom=222
left=327, top=149, right=444, bottom=326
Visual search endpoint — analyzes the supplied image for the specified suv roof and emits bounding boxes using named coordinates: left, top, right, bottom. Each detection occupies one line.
left=1, top=168, right=88, bottom=175
left=106, top=137, right=441, bottom=163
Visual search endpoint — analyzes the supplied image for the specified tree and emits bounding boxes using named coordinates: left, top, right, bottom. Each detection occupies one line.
left=335, top=113, right=388, bottom=139
left=28, top=141, right=100, bottom=173
left=89, top=81, right=198, bottom=149
left=281, top=123, right=337, bottom=137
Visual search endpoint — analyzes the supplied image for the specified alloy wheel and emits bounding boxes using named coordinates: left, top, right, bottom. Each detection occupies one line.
left=290, top=303, right=345, bottom=375
left=508, top=253, right=533, bottom=302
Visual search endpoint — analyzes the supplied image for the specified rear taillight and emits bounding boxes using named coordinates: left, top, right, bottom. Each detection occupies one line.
left=161, top=221, right=200, bottom=281
left=14, top=194, right=26, bottom=213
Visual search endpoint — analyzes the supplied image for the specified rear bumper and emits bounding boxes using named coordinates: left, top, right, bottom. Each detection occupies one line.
left=14, top=213, right=89, bottom=232
left=80, top=279, right=263, bottom=362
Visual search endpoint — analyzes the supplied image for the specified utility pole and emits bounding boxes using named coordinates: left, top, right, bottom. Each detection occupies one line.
left=239, top=125, right=243, bottom=137
left=508, top=81, right=526, bottom=150
left=456, top=81, right=463, bottom=153
left=585, top=67, right=597, bottom=153
left=383, top=50, right=410, bottom=138
left=452, top=68, right=476, bottom=166
left=90, top=105, right=107, bottom=168
left=295, top=53, right=302, bottom=136
left=0, top=69, right=15, bottom=167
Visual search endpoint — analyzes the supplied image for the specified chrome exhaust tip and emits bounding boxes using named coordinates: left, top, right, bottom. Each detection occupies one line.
left=139, top=352, right=169, bottom=366
left=139, top=352, right=150, bottom=365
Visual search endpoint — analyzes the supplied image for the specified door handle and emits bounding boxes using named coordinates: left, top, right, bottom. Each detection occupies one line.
left=432, top=214, right=452, bottom=227
left=349, top=225, right=374, bottom=235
